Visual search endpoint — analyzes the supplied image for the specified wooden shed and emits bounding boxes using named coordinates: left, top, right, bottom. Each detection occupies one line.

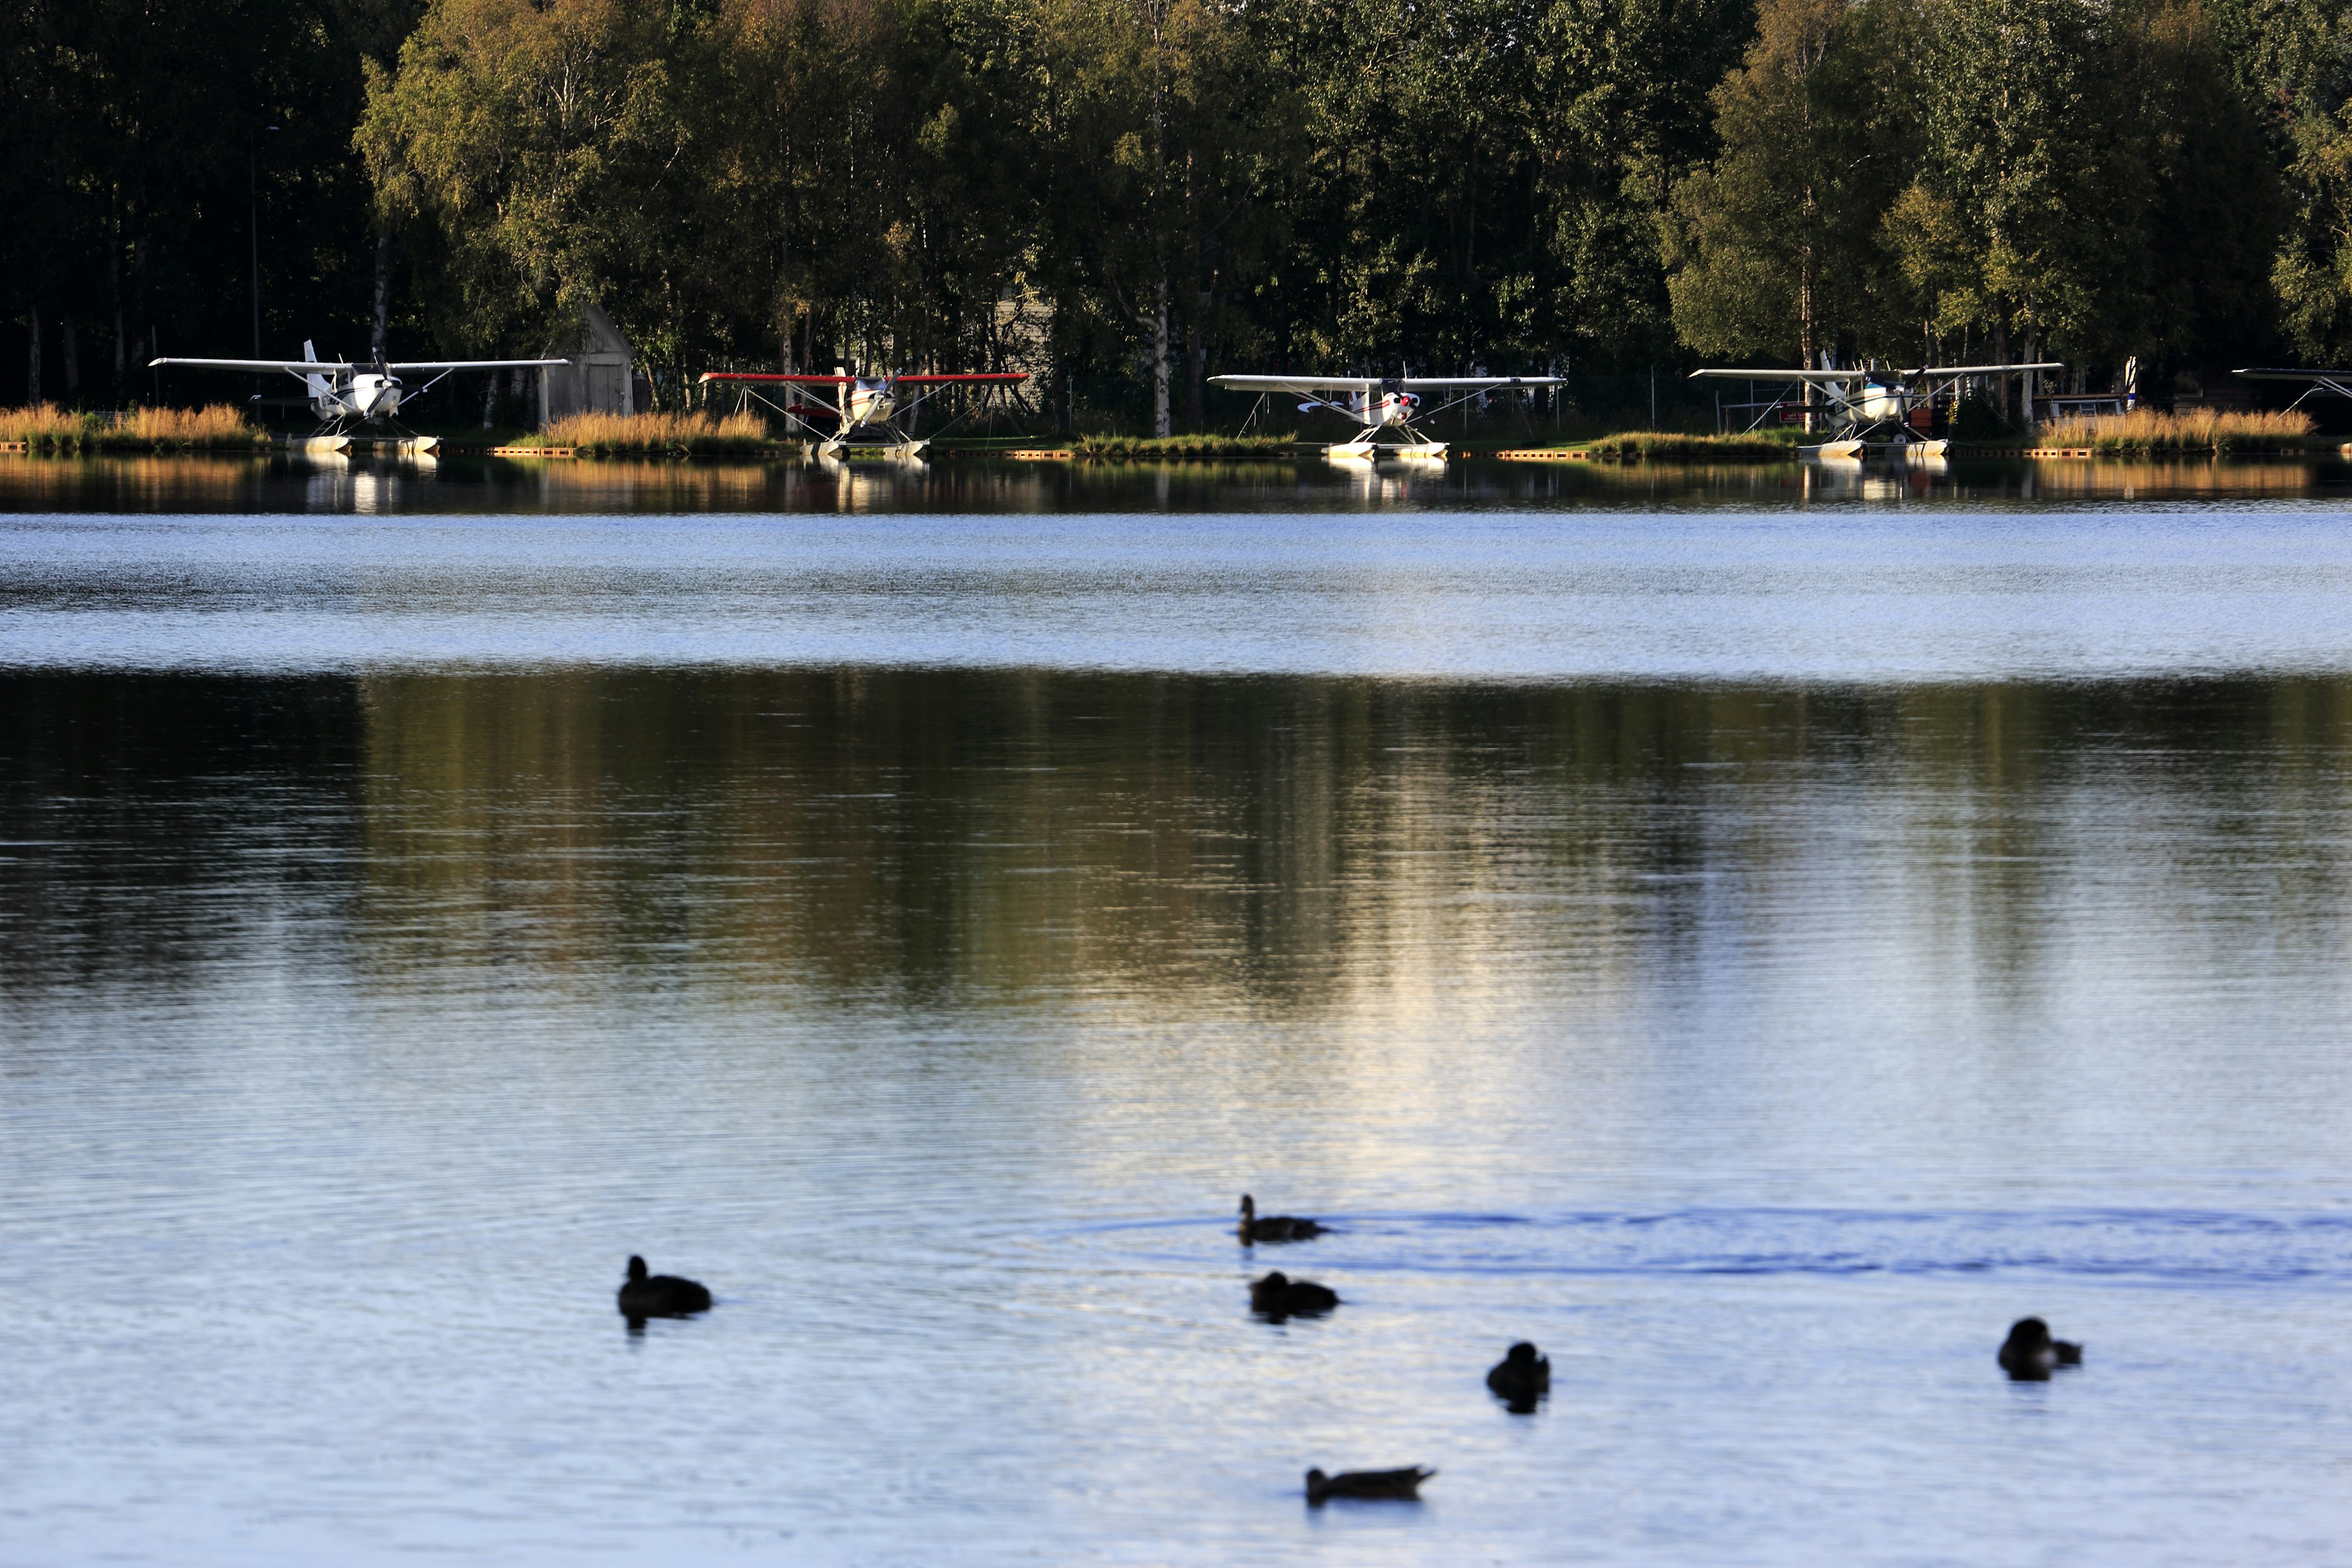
left=538, top=301, right=636, bottom=424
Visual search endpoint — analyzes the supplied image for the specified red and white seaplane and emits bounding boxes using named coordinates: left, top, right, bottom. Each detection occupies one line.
left=1207, top=371, right=1563, bottom=459
left=698, top=368, right=1028, bottom=457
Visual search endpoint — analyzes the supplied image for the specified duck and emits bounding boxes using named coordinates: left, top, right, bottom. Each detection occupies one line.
left=1485, top=1341, right=1551, bottom=1410
left=1997, top=1316, right=2082, bottom=1381
left=1250, top=1270, right=1340, bottom=1319
left=617, top=1255, right=712, bottom=1319
left=1238, top=1194, right=1325, bottom=1245
left=1305, top=1466, right=1434, bottom=1505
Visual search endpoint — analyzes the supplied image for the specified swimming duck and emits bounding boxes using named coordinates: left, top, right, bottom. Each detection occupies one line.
left=1997, top=1316, right=2082, bottom=1381
left=1485, top=1341, right=1551, bottom=1410
left=1238, top=1194, right=1325, bottom=1245
left=1305, top=1466, right=1434, bottom=1505
left=1250, top=1270, right=1340, bottom=1319
left=617, top=1255, right=712, bottom=1320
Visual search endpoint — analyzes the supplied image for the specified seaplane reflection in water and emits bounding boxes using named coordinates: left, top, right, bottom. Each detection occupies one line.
left=699, top=369, right=1027, bottom=458
left=1208, top=372, right=1564, bottom=460
left=1691, top=358, right=2064, bottom=458
left=151, top=342, right=570, bottom=440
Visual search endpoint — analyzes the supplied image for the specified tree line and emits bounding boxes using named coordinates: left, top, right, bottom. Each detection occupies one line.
left=6, top=0, right=2351, bottom=430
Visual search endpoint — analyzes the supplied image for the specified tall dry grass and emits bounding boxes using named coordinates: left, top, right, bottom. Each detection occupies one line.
left=2037, top=407, right=2313, bottom=454
left=0, top=402, right=263, bottom=450
left=1575, top=429, right=1803, bottom=459
left=1072, top=431, right=1297, bottom=458
left=539, top=409, right=772, bottom=455
left=120, top=404, right=262, bottom=448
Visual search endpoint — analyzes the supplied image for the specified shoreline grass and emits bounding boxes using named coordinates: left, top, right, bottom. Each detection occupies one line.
left=521, top=409, right=775, bottom=456
left=1566, top=429, right=1804, bottom=460
left=2035, top=408, right=2313, bottom=454
left=0, top=403, right=267, bottom=451
left=1072, top=432, right=1299, bottom=459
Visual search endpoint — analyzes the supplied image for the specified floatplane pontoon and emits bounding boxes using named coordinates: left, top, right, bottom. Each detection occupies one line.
left=151, top=342, right=570, bottom=453
left=1692, top=360, right=2065, bottom=458
left=699, top=369, right=1027, bottom=458
left=1208, top=372, right=1564, bottom=461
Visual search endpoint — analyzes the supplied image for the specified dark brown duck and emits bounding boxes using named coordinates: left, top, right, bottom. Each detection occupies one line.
left=1305, top=1466, right=1434, bottom=1504
left=1238, top=1194, right=1325, bottom=1245
left=1250, top=1270, right=1340, bottom=1319
left=617, top=1255, right=712, bottom=1320
left=1997, top=1316, right=2082, bottom=1381
left=1486, top=1341, right=1551, bottom=1410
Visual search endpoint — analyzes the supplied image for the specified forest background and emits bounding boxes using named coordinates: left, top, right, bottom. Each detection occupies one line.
left=4, top=0, right=2350, bottom=431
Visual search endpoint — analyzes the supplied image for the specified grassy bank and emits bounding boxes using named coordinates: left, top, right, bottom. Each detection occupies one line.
left=2035, top=408, right=2314, bottom=454
left=1072, top=432, right=1298, bottom=458
left=516, top=409, right=775, bottom=456
left=0, top=403, right=268, bottom=451
left=1567, top=429, right=1803, bottom=459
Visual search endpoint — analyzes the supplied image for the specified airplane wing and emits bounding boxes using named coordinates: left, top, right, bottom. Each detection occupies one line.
left=1691, top=363, right=2064, bottom=382
left=2233, top=368, right=2352, bottom=382
left=386, top=359, right=570, bottom=371
left=1209, top=374, right=1378, bottom=394
left=1399, top=376, right=1564, bottom=388
left=1689, top=368, right=1872, bottom=383
left=1909, top=361, right=2064, bottom=377
left=701, top=372, right=854, bottom=385
left=889, top=373, right=1029, bottom=385
left=151, top=356, right=358, bottom=372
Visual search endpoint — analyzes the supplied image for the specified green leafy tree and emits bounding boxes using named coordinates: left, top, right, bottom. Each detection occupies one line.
left=358, top=0, right=688, bottom=364
left=1663, top=0, right=1920, bottom=366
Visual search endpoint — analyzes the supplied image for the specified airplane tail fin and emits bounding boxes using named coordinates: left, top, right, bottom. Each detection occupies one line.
left=302, top=340, right=331, bottom=403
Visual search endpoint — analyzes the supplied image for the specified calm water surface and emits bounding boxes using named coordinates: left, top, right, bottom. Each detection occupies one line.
left=2, top=456, right=2349, bottom=1564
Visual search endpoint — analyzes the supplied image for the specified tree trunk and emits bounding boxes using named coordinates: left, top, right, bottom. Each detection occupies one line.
left=1797, top=217, right=1816, bottom=434
left=62, top=314, right=79, bottom=400
left=2020, top=325, right=2038, bottom=428
left=110, top=244, right=125, bottom=390
left=1992, top=309, right=2010, bottom=422
left=1151, top=273, right=1171, bottom=438
left=372, top=232, right=392, bottom=359
left=26, top=301, right=41, bottom=404
left=1188, top=293, right=1207, bottom=434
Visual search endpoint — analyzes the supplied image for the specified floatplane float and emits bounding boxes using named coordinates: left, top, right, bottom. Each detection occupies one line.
left=150, top=342, right=569, bottom=454
left=699, top=369, right=1027, bottom=458
left=1692, top=360, right=2065, bottom=458
left=1208, top=372, right=1564, bottom=460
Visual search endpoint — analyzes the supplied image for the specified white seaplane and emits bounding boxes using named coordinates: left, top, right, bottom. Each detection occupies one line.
left=1207, top=371, right=1564, bottom=459
left=151, top=342, right=569, bottom=442
left=1691, top=358, right=2065, bottom=456
left=699, top=369, right=1028, bottom=457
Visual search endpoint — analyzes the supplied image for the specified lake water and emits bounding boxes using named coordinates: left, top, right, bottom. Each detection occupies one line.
left=3, top=455, right=2350, bottom=1565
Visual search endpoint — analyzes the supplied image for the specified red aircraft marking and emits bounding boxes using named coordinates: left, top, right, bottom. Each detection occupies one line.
left=698, top=372, right=1027, bottom=385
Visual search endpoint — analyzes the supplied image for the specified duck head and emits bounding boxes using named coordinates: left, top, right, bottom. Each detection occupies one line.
left=1504, top=1341, right=1541, bottom=1367
left=627, top=1255, right=649, bottom=1284
left=2003, top=1316, right=2052, bottom=1353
